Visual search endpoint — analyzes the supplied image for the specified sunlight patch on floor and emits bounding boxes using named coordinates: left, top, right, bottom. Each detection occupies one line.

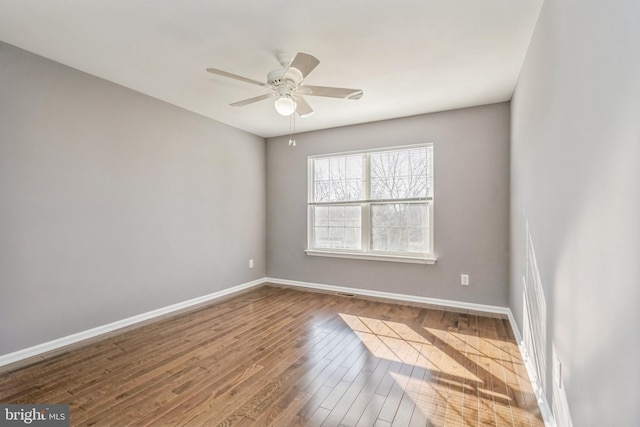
left=339, top=314, right=482, bottom=383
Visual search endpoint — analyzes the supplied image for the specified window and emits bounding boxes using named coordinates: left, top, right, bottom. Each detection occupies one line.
left=306, top=144, right=435, bottom=264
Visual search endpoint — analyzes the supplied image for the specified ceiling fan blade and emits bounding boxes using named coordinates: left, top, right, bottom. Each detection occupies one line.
left=230, top=93, right=275, bottom=107
left=206, top=68, right=267, bottom=87
left=294, top=96, right=314, bottom=117
left=285, top=52, right=320, bottom=81
left=298, top=85, right=363, bottom=100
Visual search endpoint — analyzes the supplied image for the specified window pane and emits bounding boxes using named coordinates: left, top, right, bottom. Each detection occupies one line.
left=314, top=158, right=329, bottom=182
left=371, top=203, right=428, bottom=253
left=315, top=206, right=329, bottom=226
left=315, top=182, right=330, bottom=202
left=370, top=147, right=429, bottom=200
left=314, top=226, right=329, bottom=248
left=343, top=227, right=360, bottom=248
left=329, top=205, right=345, bottom=227
left=344, top=205, right=361, bottom=227
left=329, top=157, right=344, bottom=181
left=330, top=181, right=347, bottom=202
left=371, top=226, right=390, bottom=251
left=312, top=155, right=363, bottom=202
left=313, top=205, right=361, bottom=250
left=346, top=156, right=362, bottom=179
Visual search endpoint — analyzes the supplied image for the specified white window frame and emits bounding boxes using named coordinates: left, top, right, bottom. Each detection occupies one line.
left=305, top=143, right=436, bottom=264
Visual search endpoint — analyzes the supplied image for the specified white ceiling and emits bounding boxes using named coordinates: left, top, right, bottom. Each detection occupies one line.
left=0, top=0, right=542, bottom=138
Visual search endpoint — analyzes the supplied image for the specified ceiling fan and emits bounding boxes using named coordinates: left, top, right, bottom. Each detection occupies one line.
left=206, top=52, right=363, bottom=117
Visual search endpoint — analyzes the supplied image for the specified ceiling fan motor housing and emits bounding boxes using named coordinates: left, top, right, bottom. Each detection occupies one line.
left=267, top=68, right=303, bottom=88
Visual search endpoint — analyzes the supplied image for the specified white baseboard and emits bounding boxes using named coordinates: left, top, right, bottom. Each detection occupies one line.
left=267, top=276, right=557, bottom=427
left=0, top=278, right=264, bottom=368
left=505, top=310, right=556, bottom=427
left=266, top=277, right=513, bottom=316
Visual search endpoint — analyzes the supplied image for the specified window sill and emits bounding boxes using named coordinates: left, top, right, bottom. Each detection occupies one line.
left=304, top=250, right=437, bottom=265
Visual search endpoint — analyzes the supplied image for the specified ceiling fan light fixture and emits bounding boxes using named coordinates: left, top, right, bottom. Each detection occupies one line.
left=274, top=95, right=296, bottom=116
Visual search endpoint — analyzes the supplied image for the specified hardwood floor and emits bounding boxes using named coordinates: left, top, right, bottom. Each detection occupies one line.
left=0, top=285, right=543, bottom=426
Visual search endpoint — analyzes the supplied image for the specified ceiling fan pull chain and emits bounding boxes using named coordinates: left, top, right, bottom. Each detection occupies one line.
left=288, top=113, right=296, bottom=147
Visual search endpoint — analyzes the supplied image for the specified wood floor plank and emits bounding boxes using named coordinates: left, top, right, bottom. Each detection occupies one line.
left=340, top=345, right=395, bottom=426
left=0, top=285, right=544, bottom=427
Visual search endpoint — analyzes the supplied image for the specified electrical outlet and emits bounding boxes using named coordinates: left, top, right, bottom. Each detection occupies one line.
left=461, top=274, right=469, bottom=286
left=249, top=259, right=254, bottom=269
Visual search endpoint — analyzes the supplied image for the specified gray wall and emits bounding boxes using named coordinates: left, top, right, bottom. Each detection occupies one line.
left=0, top=42, right=266, bottom=355
left=267, top=103, right=510, bottom=306
left=510, top=0, right=640, bottom=424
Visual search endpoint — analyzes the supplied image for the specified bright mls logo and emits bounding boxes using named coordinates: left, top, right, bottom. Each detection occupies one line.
left=0, top=405, right=69, bottom=426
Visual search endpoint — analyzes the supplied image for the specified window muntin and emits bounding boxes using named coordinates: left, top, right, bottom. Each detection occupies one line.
left=308, top=144, right=434, bottom=261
